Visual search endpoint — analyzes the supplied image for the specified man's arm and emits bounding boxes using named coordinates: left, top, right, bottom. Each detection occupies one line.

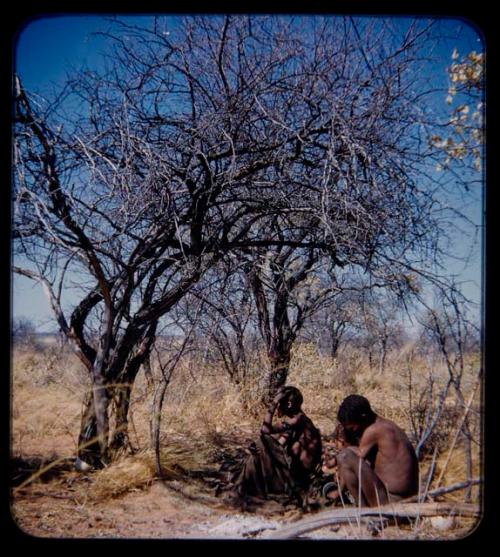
left=356, top=425, right=379, bottom=461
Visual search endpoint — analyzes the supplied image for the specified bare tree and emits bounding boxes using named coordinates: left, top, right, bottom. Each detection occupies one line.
left=13, top=15, right=480, bottom=465
left=15, top=16, right=317, bottom=466
left=150, top=302, right=203, bottom=478
left=301, top=289, right=366, bottom=361
left=417, top=289, right=481, bottom=501
left=358, top=289, right=409, bottom=373
left=187, top=262, right=258, bottom=386
left=244, top=244, right=328, bottom=400
left=12, top=317, right=38, bottom=349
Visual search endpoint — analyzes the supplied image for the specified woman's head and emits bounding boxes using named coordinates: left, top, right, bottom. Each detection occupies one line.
left=277, top=386, right=303, bottom=416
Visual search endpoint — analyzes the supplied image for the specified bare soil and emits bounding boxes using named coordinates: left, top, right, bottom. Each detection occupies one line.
left=10, top=347, right=482, bottom=542
left=10, top=448, right=477, bottom=541
left=10, top=444, right=311, bottom=540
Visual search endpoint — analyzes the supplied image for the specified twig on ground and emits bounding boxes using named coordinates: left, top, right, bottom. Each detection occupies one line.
left=406, top=478, right=482, bottom=502
left=263, top=500, right=480, bottom=539
left=263, top=478, right=482, bottom=539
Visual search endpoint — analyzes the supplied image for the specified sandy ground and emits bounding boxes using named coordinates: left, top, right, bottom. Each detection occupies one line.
left=9, top=369, right=480, bottom=543
left=11, top=476, right=302, bottom=540
left=10, top=465, right=477, bottom=542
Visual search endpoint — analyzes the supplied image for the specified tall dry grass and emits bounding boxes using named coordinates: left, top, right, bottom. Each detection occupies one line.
left=11, top=340, right=482, bottom=508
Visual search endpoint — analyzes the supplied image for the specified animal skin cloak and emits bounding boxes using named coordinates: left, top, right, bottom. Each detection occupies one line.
left=235, top=434, right=311, bottom=498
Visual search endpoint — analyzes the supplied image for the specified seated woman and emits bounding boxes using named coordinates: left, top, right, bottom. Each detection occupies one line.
left=234, top=386, right=322, bottom=505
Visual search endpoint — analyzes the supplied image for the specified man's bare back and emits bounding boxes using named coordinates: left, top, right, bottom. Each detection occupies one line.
left=352, top=416, right=419, bottom=497
left=325, top=394, right=419, bottom=506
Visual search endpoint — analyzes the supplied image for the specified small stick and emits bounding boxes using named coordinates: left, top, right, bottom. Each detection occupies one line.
left=263, top=478, right=482, bottom=539
left=264, top=500, right=480, bottom=539
left=434, top=378, right=480, bottom=489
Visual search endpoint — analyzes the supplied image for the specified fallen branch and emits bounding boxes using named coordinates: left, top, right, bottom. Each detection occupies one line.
left=264, top=483, right=481, bottom=540
left=264, top=502, right=479, bottom=539
left=407, top=478, right=482, bottom=502
left=434, top=378, right=481, bottom=490
left=155, top=479, right=226, bottom=508
left=14, top=489, right=78, bottom=501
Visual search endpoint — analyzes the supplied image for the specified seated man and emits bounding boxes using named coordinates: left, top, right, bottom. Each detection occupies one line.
left=234, top=386, right=322, bottom=504
left=323, top=394, right=419, bottom=507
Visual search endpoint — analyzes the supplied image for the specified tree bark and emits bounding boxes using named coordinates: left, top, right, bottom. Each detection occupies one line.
left=76, top=322, right=156, bottom=466
left=247, top=262, right=297, bottom=403
left=265, top=348, right=291, bottom=401
left=76, top=389, right=102, bottom=467
left=109, top=383, right=132, bottom=456
left=379, top=336, right=388, bottom=374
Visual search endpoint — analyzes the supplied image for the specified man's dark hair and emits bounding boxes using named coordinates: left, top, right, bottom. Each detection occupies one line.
left=337, top=394, right=376, bottom=424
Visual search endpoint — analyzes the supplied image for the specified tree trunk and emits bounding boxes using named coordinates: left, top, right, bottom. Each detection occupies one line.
left=331, top=336, right=340, bottom=361
left=109, top=343, right=156, bottom=457
left=329, top=319, right=345, bottom=362
left=151, top=375, right=171, bottom=478
left=76, top=379, right=111, bottom=468
left=379, top=338, right=388, bottom=374
left=91, top=380, right=110, bottom=461
left=77, top=389, right=104, bottom=468
left=262, top=347, right=291, bottom=404
left=76, top=328, right=154, bottom=468
left=143, top=354, right=153, bottom=389
left=77, top=375, right=138, bottom=467
left=109, top=383, right=133, bottom=457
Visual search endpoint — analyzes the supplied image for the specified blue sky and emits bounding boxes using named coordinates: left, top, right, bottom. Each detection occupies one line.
left=15, top=16, right=106, bottom=90
left=12, top=14, right=485, bottom=331
left=14, top=14, right=484, bottom=92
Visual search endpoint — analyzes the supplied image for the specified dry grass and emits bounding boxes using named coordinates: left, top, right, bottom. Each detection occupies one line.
left=11, top=347, right=86, bottom=458
left=10, top=340, right=482, bottom=539
left=87, top=453, right=156, bottom=499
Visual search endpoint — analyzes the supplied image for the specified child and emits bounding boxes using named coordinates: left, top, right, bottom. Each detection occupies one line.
left=321, top=422, right=352, bottom=502
left=322, top=422, right=349, bottom=471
